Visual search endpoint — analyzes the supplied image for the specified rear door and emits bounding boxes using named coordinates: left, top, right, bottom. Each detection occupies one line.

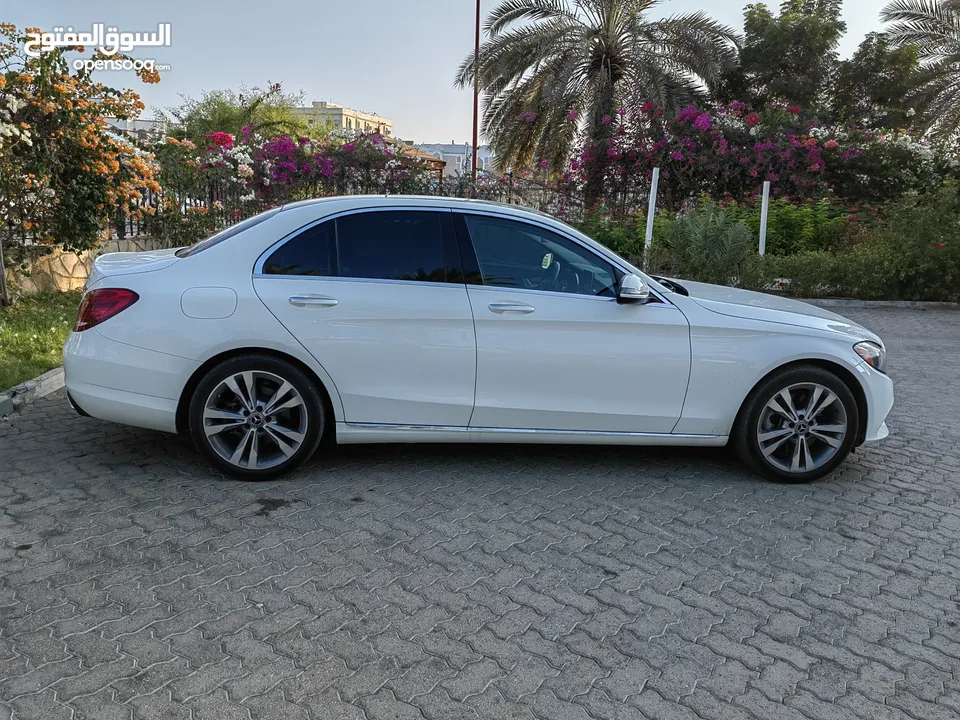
left=253, top=209, right=477, bottom=426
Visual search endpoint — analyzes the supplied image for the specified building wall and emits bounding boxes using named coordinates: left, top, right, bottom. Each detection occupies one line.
left=294, top=102, right=393, bottom=136
left=5, top=237, right=163, bottom=295
left=415, top=144, right=496, bottom=177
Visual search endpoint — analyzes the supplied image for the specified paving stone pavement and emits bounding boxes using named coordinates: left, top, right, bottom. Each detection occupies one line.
left=1, top=307, right=959, bottom=720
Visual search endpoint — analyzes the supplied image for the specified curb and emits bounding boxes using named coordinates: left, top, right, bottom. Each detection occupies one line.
left=0, top=367, right=65, bottom=418
left=801, top=298, right=960, bottom=311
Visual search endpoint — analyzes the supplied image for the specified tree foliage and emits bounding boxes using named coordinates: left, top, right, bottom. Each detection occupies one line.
left=882, top=0, right=960, bottom=141
left=720, top=0, right=846, bottom=111
left=830, top=32, right=924, bottom=130
left=454, top=0, right=740, bottom=199
left=170, top=83, right=308, bottom=143
left=0, top=22, right=161, bottom=305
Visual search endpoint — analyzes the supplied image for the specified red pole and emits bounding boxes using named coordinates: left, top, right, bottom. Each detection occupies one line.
left=472, top=0, right=481, bottom=191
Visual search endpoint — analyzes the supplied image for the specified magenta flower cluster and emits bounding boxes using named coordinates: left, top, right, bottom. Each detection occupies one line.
left=565, top=100, right=882, bottom=206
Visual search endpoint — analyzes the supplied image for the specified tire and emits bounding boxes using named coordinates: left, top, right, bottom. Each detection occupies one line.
left=189, top=354, right=326, bottom=480
left=734, top=364, right=860, bottom=483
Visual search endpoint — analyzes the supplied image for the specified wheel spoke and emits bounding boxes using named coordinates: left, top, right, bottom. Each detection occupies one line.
left=204, top=419, right=246, bottom=438
left=224, top=375, right=255, bottom=412
left=249, top=431, right=259, bottom=468
left=810, top=429, right=843, bottom=448
left=264, top=424, right=301, bottom=457
left=761, top=432, right=793, bottom=458
left=759, top=427, right=793, bottom=443
left=804, top=385, right=824, bottom=417
left=204, top=408, right=245, bottom=422
left=808, top=390, right=838, bottom=421
left=766, top=390, right=798, bottom=422
left=267, top=394, right=305, bottom=415
left=812, top=423, right=846, bottom=434
left=791, top=436, right=807, bottom=472
left=229, top=428, right=255, bottom=466
left=263, top=380, right=295, bottom=415
left=265, top=421, right=304, bottom=444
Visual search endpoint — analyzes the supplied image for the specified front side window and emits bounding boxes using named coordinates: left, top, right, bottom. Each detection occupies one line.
left=460, top=214, right=618, bottom=298
left=337, top=211, right=449, bottom=283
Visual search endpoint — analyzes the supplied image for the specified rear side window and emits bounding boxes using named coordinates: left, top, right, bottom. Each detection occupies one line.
left=336, top=211, right=448, bottom=283
left=262, top=221, right=334, bottom=276
left=176, top=207, right=281, bottom=257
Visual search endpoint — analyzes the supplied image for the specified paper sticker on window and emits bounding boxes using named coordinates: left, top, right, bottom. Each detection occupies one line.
left=541, top=252, right=553, bottom=269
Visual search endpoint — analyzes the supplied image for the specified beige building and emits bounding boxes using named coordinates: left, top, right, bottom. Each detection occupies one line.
left=294, top=101, right=393, bottom=136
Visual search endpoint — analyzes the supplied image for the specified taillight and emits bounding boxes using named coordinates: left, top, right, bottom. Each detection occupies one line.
left=74, top=288, right=140, bottom=331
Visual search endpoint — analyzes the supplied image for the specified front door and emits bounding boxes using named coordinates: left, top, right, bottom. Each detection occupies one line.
left=254, top=209, right=476, bottom=427
left=457, top=213, right=691, bottom=434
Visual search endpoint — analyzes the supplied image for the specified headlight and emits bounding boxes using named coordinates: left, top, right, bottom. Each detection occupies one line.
left=854, top=341, right=886, bottom=373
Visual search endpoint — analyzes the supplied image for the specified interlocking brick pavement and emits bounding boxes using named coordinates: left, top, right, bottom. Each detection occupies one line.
left=1, top=307, right=959, bottom=720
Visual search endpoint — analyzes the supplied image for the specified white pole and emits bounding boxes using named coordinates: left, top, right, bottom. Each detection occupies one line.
left=758, top=180, right=771, bottom=256
left=644, top=167, right=660, bottom=268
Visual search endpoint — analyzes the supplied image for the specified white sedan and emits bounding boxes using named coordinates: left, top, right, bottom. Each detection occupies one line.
left=63, top=196, right=893, bottom=482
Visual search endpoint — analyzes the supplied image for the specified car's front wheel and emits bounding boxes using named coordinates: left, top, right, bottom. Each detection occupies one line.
left=734, top=365, right=860, bottom=483
left=189, top=355, right=325, bottom=480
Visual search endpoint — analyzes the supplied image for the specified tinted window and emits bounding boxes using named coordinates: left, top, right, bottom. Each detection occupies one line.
left=262, top=221, right=335, bottom=276
left=462, top=215, right=618, bottom=297
left=176, top=207, right=282, bottom=257
left=337, top=211, right=448, bottom=283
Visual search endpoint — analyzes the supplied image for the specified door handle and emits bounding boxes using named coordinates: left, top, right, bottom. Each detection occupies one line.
left=289, top=295, right=338, bottom=307
left=488, top=303, right=535, bottom=314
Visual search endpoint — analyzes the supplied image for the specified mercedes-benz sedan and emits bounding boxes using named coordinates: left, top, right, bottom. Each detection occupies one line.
left=64, top=196, right=893, bottom=482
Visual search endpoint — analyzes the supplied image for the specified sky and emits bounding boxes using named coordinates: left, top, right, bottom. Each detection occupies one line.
left=6, top=1, right=886, bottom=144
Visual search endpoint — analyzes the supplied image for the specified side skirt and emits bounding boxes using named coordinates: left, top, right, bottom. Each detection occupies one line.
left=337, top=422, right=728, bottom=447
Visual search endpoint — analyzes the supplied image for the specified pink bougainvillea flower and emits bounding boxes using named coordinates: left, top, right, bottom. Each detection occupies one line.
left=601, top=115, right=612, bottom=125
left=567, top=109, right=578, bottom=121
left=641, top=101, right=655, bottom=114
left=693, top=114, right=712, bottom=132
left=670, top=151, right=683, bottom=161
left=746, top=113, right=759, bottom=127
left=824, top=139, right=839, bottom=149
left=342, top=143, right=355, bottom=152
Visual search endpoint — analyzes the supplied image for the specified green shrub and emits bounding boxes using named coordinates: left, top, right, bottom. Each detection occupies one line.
left=722, top=199, right=849, bottom=255
left=654, top=203, right=754, bottom=286
left=742, top=185, right=960, bottom=301
left=574, top=204, right=673, bottom=266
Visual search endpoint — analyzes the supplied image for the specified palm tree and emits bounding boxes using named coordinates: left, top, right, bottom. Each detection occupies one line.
left=882, top=0, right=960, bottom=140
left=454, top=0, right=739, bottom=201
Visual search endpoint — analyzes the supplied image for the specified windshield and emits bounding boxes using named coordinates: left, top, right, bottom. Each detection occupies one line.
left=175, top=207, right=282, bottom=258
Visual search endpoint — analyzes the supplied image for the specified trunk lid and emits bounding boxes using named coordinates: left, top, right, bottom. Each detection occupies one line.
left=86, top=248, right=180, bottom=288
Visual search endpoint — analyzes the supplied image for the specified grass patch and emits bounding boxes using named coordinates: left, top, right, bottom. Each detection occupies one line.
left=0, top=291, right=82, bottom=392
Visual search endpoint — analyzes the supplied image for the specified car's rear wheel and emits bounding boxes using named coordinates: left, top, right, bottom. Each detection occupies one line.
left=734, top=365, right=859, bottom=483
left=189, top=355, right=325, bottom=480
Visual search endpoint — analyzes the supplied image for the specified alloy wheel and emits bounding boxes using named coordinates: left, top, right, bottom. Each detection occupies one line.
left=202, top=370, right=308, bottom=471
left=756, top=382, right=848, bottom=475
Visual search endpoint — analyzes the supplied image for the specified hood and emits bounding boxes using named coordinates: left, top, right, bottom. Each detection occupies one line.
left=86, top=248, right=180, bottom=287
left=670, top=278, right=882, bottom=345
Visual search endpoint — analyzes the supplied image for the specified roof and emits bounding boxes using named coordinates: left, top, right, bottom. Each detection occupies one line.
left=280, top=195, right=557, bottom=223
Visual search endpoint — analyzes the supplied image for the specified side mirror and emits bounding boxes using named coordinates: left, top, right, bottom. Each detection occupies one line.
left=617, top=274, right=651, bottom=304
